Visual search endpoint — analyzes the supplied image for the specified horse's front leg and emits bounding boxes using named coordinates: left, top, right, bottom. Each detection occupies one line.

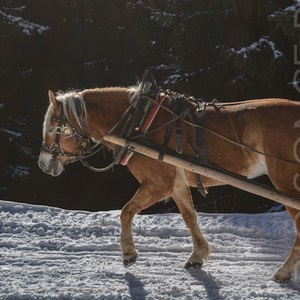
left=172, top=170, right=211, bottom=268
left=120, top=181, right=171, bottom=266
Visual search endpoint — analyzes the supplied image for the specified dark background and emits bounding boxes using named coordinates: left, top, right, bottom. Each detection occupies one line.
left=1, top=0, right=300, bottom=213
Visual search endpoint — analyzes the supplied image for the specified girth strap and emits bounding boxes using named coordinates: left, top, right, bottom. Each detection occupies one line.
left=158, top=119, right=174, bottom=161
left=195, top=115, right=208, bottom=197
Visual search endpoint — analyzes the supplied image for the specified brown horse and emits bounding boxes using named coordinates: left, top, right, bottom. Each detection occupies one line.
left=38, top=82, right=300, bottom=282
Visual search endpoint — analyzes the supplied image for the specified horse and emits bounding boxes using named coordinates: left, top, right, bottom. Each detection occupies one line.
left=38, top=76, right=300, bottom=282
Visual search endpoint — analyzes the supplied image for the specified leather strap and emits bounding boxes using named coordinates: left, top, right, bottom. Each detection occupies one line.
left=195, top=115, right=208, bottom=197
left=158, top=121, right=174, bottom=161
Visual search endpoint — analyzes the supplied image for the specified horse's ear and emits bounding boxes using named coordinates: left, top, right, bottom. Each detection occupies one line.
left=48, top=90, right=59, bottom=109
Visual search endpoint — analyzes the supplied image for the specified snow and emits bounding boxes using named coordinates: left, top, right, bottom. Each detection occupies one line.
left=0, top=199, right=300, bottom=299
left=231, top=36, right=283, bottom=60
left=0, top=9, right=49, bottom=36
left=265, top=204, right=284, bottom=213
left=269, top=0, right=300, bottom=17
left=281, top=0, right=300, bottom=13
left=164, top=74, right=183, bottom=85
left=5, top=165, right=31, bottom=178
left=163, top=73, right=193, bottom=85
left=0, top=128, right=22, bottom=140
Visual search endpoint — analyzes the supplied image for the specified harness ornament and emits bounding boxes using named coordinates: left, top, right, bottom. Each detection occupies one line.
left=61, top=124, right=72, bottom=138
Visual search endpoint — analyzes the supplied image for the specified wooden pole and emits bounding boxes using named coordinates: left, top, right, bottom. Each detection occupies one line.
left=104, top=134, right=300, bottom=211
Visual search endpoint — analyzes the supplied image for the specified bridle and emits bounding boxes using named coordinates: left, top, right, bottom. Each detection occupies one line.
left=41, top=90, right=133, bottom=172
left=41, top=107, right=98, bottom=165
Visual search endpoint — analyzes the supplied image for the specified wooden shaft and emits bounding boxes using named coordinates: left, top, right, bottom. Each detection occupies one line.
left=104, top=135, right=300, bottom=211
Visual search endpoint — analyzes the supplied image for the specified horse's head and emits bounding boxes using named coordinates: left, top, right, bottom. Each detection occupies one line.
left=38, top=90, right=91, bottom=176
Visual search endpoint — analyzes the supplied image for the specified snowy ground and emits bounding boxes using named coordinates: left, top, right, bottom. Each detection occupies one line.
left=0, top=200, right=300, bottom=299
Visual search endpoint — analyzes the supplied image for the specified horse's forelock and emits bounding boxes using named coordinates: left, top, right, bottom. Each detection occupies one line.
left=43, top=90, right=87, bottom=139
left=43, top=86, right=139, bottom=139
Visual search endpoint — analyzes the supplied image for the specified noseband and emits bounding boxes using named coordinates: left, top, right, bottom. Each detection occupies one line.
left=41, top=108, right=94, bottom=165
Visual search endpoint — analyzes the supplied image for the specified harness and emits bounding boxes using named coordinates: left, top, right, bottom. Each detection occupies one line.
left=41, top=71, right=210, bottom=196
left=110, top=71, right=209, bottom=196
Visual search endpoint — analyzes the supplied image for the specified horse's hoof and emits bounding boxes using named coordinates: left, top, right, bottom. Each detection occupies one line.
left=123, top=254, right=138, bottom=267
left=272, top=275, right=291, bottom=283
left=272, top=268, right=291, bottom=283
left=184, top=259, right=203, bottom=269
left=272, top=274, right=291, bottom=283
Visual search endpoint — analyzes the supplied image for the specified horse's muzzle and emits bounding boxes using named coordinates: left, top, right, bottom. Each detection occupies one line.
left=38, top=153, right=64, bottom=177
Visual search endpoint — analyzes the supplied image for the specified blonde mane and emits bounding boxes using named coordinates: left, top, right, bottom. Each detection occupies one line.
left=43, top=90, right=85, bottom=137
left=43, top=85, right=141, bottom=138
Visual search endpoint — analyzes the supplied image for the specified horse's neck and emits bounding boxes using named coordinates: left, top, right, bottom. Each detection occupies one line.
left=83, top=88, right=131, bottom=139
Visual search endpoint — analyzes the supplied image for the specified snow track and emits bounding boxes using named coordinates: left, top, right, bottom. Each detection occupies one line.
left=0, top=200, right=299, bottom=299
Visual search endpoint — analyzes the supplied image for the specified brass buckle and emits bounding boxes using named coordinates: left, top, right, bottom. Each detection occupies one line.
left=61, top=123, right=73, bottom=138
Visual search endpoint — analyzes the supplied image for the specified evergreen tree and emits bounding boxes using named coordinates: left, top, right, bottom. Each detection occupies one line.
left=0, top=0, right=299, bottom=212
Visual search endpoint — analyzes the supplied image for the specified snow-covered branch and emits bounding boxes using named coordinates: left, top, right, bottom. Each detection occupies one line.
left=0, top=9, right=49, bottom=36
left=230, top=36, right=283, bottom=59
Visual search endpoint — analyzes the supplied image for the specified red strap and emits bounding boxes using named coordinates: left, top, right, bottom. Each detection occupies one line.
left=120, top=151, right=133, bottom=166
left=120, top=93, right=166, bottom=166
left=139, top=93, right=166, bottom=133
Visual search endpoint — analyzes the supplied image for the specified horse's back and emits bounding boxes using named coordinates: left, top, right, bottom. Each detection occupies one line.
left=233, top=99, right=300, bottom=183
left=217, top=98, right=300, bottom=112
left=202, top=98, right=300, bottom=181
left=211, top=98, right=300, bottom=131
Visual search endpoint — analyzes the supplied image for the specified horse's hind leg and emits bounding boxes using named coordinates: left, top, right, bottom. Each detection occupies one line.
left=267, top=162, right=300, bottom=281
left=172, top=169, right=211, bottom=268
left=273, top=206, right=300, bottom=282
